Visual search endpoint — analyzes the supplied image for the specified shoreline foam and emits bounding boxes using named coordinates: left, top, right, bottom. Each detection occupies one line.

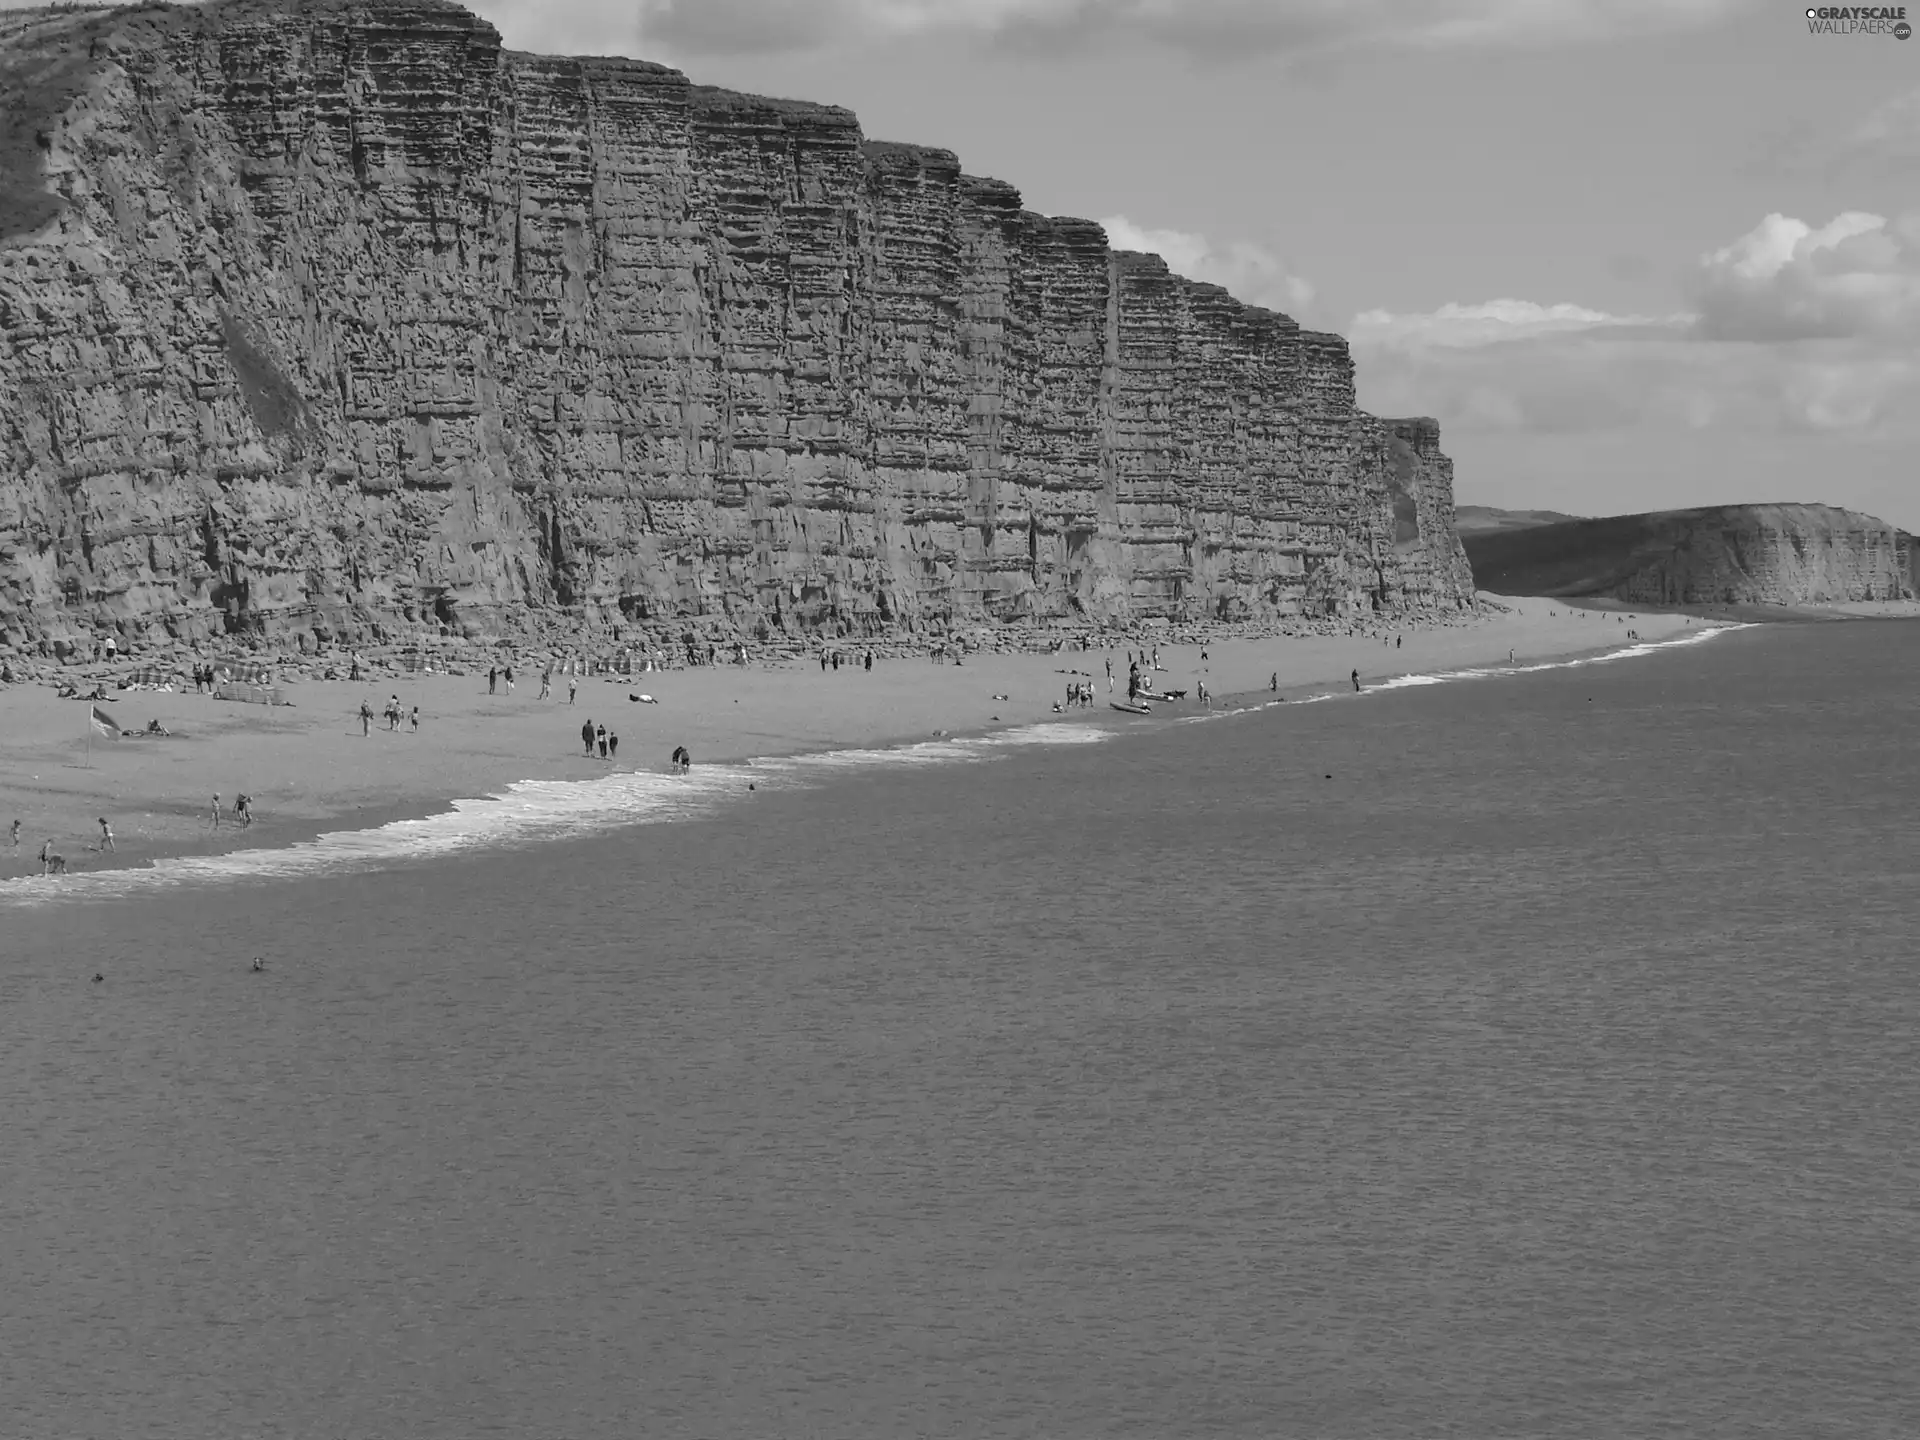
left=0, top=622, right=1756, bottom=907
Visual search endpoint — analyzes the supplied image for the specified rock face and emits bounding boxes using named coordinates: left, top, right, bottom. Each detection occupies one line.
left=0, top=0, right=1475, bottom=653
left=1463, top=504, right=1917, bottom=606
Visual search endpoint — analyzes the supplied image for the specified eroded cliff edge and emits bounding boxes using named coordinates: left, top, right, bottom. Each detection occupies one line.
left=0, top=0, right=1475, bottom=653
left=1462, top=504, right=1917, bottom=606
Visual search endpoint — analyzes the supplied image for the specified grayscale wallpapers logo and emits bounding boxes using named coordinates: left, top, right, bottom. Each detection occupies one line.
left=1806, top=5, right=1911, bottom=35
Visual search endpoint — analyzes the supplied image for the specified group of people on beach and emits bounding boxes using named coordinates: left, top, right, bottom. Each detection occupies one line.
left=576, top=717, right=693, bottom=773
left=580, top=719, right=620, bottom=761
left=12, top=812, right=146, bottom=875
left=359, top=695, right=420, bottom=735
left=819, top=649, right=876, bottom=673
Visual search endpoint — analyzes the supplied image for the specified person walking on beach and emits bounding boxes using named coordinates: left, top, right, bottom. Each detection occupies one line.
left=236, top=793, right=253, bottom=826
left=1396, top=635, right=1402, bottom=650
left=581, top=719, right=595, bottom=756
left=568, top=676, right=578, bottom=705
left=359, top=700, right=373, bottom=736
left=1270, top=672, right=1278, bottom=692
left=210, top=794, right=222, bottom=830
left=488, top=666, right=497, bottom=695
left=505, top=665, right=515, bottom=695
left=608, top=732, right=619, bottom=762
left=820, top=651, right=828, bottom=673
left=1351, top=669, right=1361, bottom=693
left=1106, top=657, right=1113, bottom=693
left=9, top=818, right=18, bottom=849
left=410, top=705, right=420, bottom=733
left=98, top=817, right=114, bottom=852
left=864, top=649, right=873, bottom=672
left=596, top=723, right=607, bottom=759
left=388, top=695, right=401, bottom=731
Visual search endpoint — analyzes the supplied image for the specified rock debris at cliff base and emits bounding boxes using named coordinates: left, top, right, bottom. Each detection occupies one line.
left=0, top=0, right=1476, bottom=654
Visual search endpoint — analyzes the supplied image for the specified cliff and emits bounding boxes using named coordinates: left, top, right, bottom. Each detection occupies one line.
left=0, top=0, right=1475, bottom=655
left=1462, top=504, right=1917, bottom=606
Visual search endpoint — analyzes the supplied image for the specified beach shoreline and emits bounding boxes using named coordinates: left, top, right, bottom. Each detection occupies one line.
left=0, top=596, right=1793, bottom=881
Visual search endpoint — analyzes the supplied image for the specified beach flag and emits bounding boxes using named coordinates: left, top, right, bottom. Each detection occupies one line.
left=90, top=705, right=120, bottom=739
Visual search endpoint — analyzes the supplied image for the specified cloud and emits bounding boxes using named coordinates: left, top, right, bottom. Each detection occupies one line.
left=1349, top=211, right=1920, bottom=442
left=1692, top=211, right=1920, bottom=342
left=1099, top=215, right=1315, bottom=316
left=464, top=0, right=1747, bottom=59
left=1351, top=299, right=1683, bottom=348
left=1831, top=86, right=1920, bottom=174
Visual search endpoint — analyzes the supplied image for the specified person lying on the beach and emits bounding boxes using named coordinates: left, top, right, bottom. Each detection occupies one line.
left=629, top=693, right=658, bottom=704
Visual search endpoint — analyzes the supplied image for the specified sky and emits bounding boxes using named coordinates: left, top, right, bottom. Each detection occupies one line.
left=13, top=0, right=1913, bottom=525
left=447, top=0, right=1919, bottom=527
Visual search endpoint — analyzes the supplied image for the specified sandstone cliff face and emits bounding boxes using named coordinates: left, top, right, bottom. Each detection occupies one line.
left=0, top=0, right=1475, bottom=652
left=1462, top=504, right=1917, bottom=606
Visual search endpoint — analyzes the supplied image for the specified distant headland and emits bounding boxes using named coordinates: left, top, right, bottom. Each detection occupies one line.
left=1458, top=503, right=1918, bottom=608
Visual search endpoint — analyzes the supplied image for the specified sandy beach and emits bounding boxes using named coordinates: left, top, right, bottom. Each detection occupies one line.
left=0, top=597, right=1714, bottom=877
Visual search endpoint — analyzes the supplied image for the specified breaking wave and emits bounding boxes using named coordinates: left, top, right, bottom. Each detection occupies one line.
left=0, top=626, right=1749, bottom=906
left=0, top=722, right=1112, bottom=907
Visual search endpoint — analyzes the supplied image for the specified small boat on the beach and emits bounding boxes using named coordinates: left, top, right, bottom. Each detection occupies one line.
left=1150, top=689, right=1186, bottom=701
left=1110, top=701, right=1152, bottom=715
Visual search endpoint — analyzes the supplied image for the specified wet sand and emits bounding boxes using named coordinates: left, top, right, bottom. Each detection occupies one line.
left=0, top=597, right=1707, bottom=876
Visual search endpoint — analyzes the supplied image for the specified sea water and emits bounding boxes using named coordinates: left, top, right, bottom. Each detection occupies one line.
left=4, top=621, right=1917, bottom=1437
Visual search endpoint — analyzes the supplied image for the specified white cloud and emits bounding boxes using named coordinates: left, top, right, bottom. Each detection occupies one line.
left=1351, top=299, right=1683, bottom=349
left=1099, top=215, right=1315, bottom=316
left=1349, top=211, right=1920, bottom=443
left=1833, top=87, right=1920, bottom=173
left=1692, top=210, right=1920, bottom=342
left=465, top=0, right=1747, bottom=59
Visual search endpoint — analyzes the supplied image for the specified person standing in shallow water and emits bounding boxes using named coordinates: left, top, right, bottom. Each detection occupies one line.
left=1351, top=669, right=1361, bottom=692
left=596, top=724, right=607, bottom=759
left=608, top=733, right=619, bottom=762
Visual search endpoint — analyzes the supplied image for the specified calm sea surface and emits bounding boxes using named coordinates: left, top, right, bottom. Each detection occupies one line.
left=5, top=622, right=1918, bottom=1438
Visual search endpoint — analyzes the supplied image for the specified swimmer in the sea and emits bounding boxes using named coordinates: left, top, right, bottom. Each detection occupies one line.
left=251, top=957, right=265, bottom=972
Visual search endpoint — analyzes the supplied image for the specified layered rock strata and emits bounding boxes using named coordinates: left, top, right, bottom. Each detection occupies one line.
left=1462, top=504, right=1917, bottom=606
left=0, top=0, right=1475, bottom=652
